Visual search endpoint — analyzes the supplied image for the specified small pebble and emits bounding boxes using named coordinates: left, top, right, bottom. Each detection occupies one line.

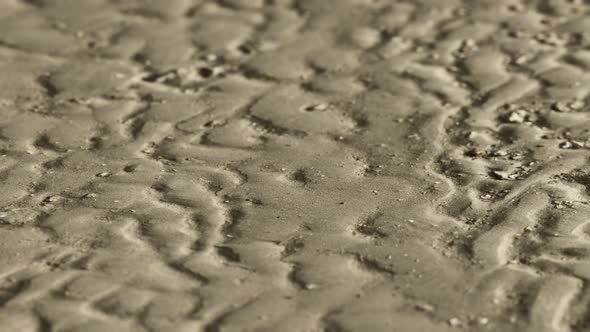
left=303, top=103, right=329, bottom=112
left=553, top=100, right=585, bottom=112
left=559, top=141, right=583, bottom=150
left=507, top=110, right=527, bottom=123
left=449, top=317, right=462, bottom=327
left=414, top=303, right=435, bottom=312
left=491, top=150, right=508, bottom=157
left=44, top=195, right=62, bottom=203
left=480, top=194, right=493, bottom=200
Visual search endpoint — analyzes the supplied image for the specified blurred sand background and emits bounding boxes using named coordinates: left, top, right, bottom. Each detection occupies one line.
left=1, top=0, right=590, bottom=331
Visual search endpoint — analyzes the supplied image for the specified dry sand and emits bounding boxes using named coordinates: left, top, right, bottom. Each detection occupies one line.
left=0, top=0, right=590, bottom=331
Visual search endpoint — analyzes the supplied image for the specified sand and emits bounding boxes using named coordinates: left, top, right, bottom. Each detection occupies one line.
left=0, top=0, right=589, bottom=331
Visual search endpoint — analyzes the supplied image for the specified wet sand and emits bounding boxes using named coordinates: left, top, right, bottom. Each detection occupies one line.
left=1, top=0, right=590, bottom=331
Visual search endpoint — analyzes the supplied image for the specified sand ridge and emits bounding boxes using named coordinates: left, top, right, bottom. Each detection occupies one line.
left=0, top=0, right=590, bottom=331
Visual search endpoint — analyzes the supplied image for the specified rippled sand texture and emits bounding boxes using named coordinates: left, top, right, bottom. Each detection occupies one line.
left=1, top=0, right=590, bottom=331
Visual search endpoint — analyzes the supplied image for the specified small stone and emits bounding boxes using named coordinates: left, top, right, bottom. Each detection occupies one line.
left=454, top=39, right=478, bottom=57
left=55, top=21, right=68, bottom=29
left=491, top=150, right=508, bottom=157
left=507, top=174, right=519, bottom=180
left=480, top=194, right=493, bottom=200
left=559, top=141, right=584, bottom=149
left=43, top=195, right=62, bottom=203
left=478, top=317, right=489, bottom=325
left=553, top=100, right=585, bottom=112
left=302, top=103, right=329, bottom=112
left=508, top=30, right=528, bottom=38
left=449, top=317, right=462, bottom=327
left=464, top=39, right=476, bottom=48
left=553, top=101, right=571, bottom=112
left=515, top=55, right=528, bottom=65
left=490, top=170, right=511, bottom=180
left=202, top=53, right=218, bottom=62
left=142, top=147, right=155, bottom=154
left=507, top=110, right=527, bottom=123
left=415, top=303, right=435, bottom=313
left=570, top=100, right=585, bottom=110
left=349, top=26, right=382, bottom=49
